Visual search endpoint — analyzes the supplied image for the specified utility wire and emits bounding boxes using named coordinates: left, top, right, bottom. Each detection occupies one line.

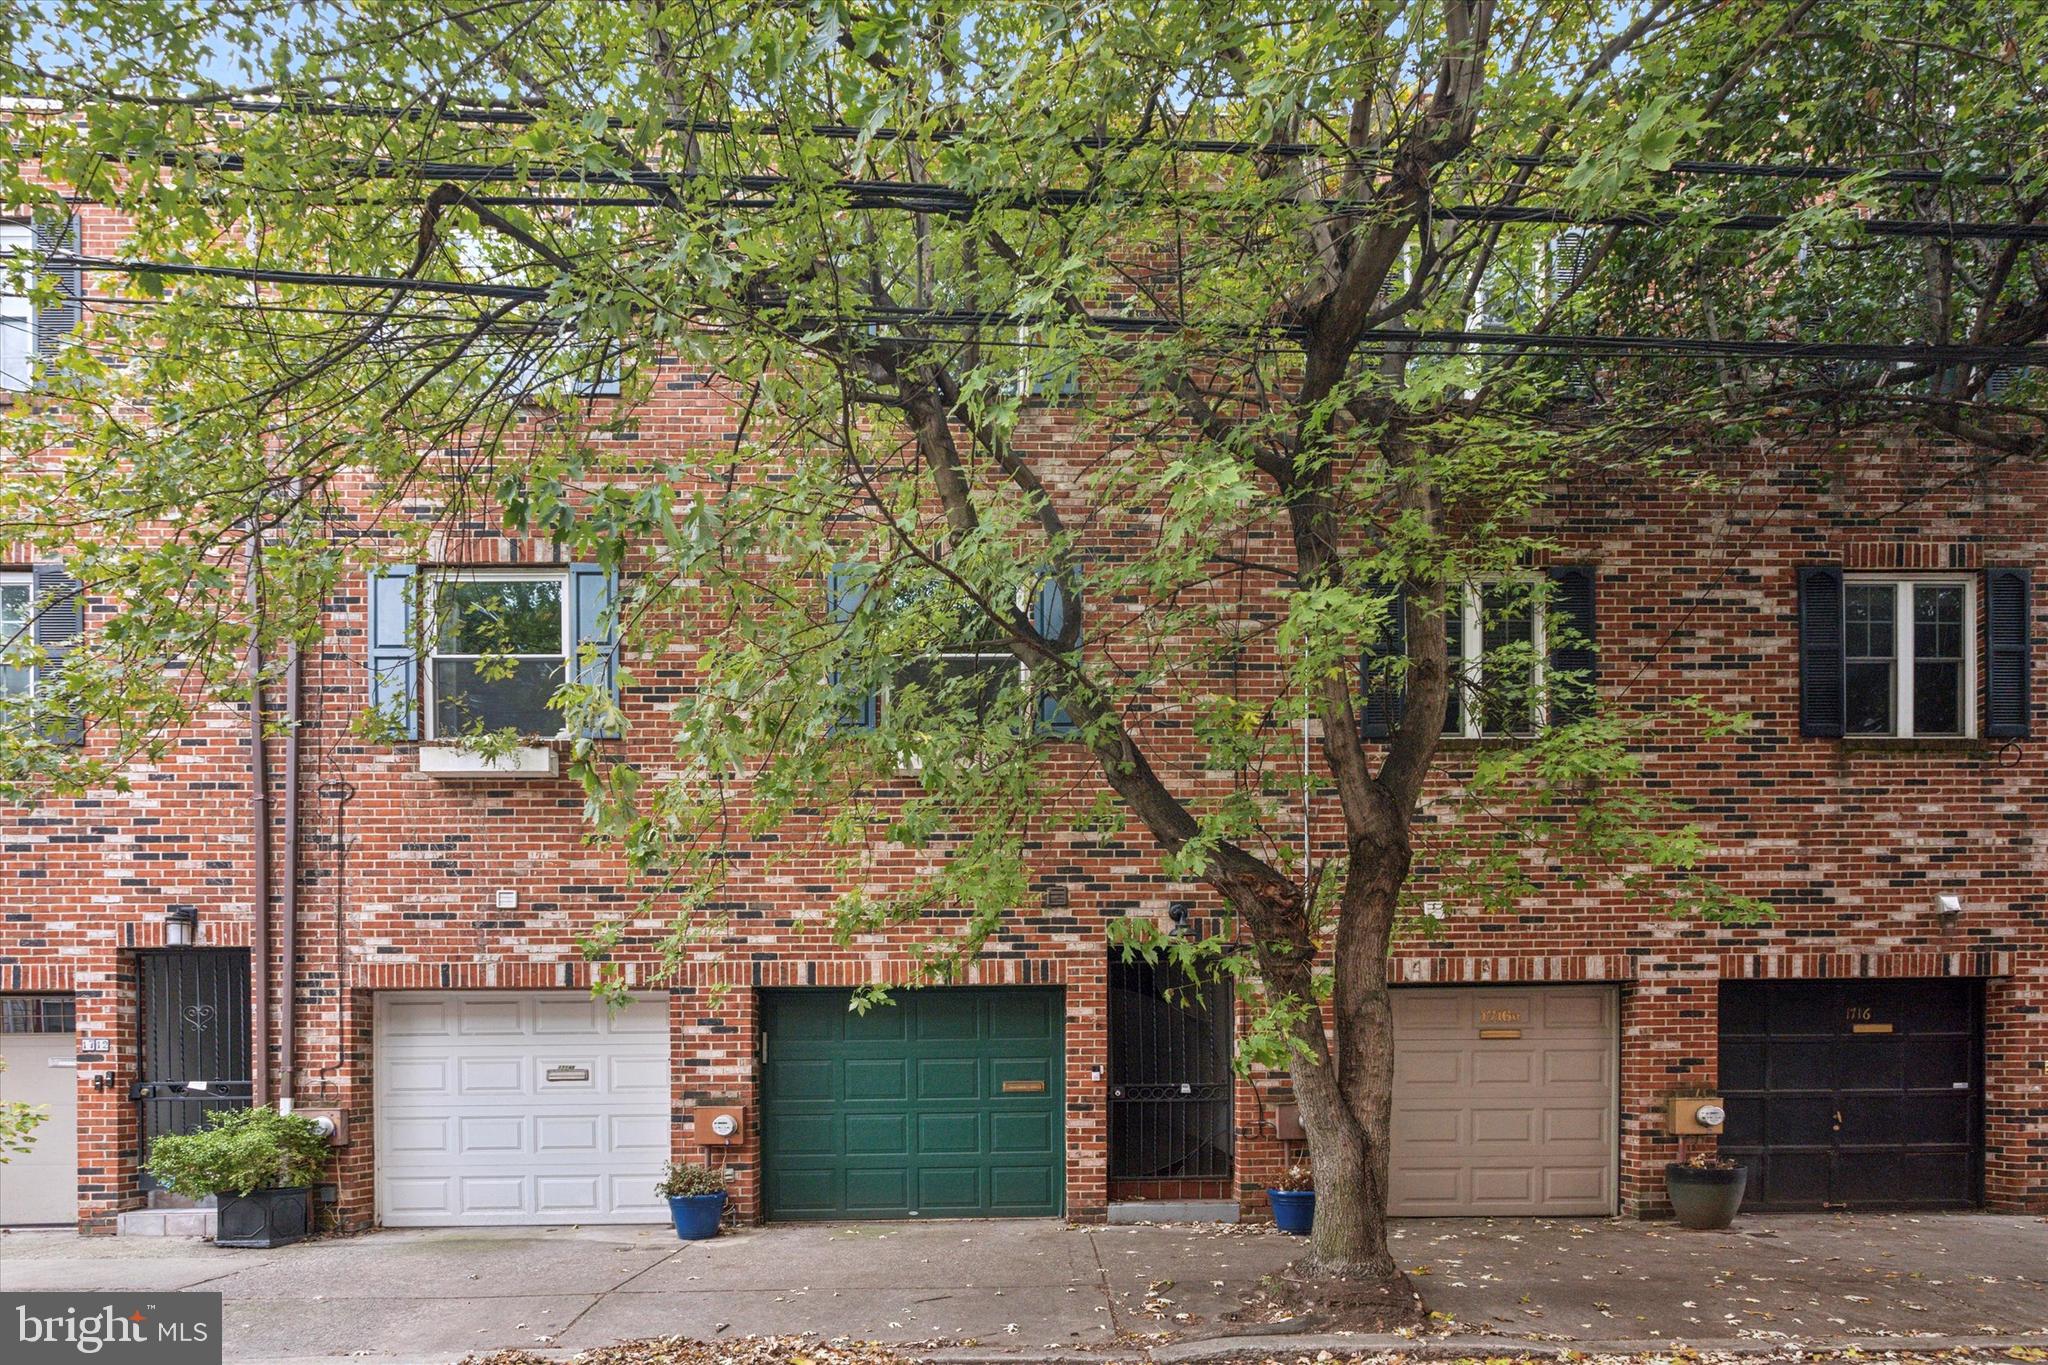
left=52, top=96, right=2027, bottom=186
left=94, top=151, right=2048, bottom=241
left=38, top=253, right=2048, bottom=366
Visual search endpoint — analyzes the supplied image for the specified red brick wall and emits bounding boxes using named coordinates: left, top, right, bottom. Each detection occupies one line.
left=3, top=211, right=2044, bottom=1225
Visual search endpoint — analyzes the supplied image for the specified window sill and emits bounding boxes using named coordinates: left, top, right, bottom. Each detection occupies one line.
left=1434, top=735, right=1534, bottom=753
left=418, top=743, right=562, bottom=779
left=1838, top=736, right=1991, bottom=756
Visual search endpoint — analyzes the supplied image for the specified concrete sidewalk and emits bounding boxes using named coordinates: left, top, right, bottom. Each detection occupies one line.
left=1, top=1213, right=2042, bottom=1363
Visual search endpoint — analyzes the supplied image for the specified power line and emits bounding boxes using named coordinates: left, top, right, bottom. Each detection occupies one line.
left=96, top=150, right=2048, bottom=242
left=39, top=253, right=2048, bottom=366
left=56, top=96, right=2028, bottom=186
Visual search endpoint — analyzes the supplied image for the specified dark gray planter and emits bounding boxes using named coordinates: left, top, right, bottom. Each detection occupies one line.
left=1665, top=1162, right=1746, bottom=1230
left=215, top=1186, right=311, bottom=1248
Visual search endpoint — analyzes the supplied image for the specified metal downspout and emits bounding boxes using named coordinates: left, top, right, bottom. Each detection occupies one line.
left=279, top=641, right=299, bottom=1109
left=246, top=536, right=270, bottom=1109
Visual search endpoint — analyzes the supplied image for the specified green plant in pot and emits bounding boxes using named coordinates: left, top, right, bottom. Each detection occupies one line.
left=656, top=1161, right=728, bottom=1240
left=1666, top=1147, right=1747, bottom=1231
left=145, top=1106, right=329, bottom=1248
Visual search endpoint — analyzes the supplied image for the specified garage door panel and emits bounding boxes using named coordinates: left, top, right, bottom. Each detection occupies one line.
left=532, top=999, right=601, bottom=1034
left=770, top=1058, right=838, bottom=1102
left=1389, top=987, right=1617, bottom=1217
left=990, top=1057, right=1051, bottom=1090
left=376, top=992, right=669, bottom=1226
left=847, top=1166, right=911, bottom=1211
left=991, top=1164, right=1055, bottom=1207
left=847, top=1113, right=910, bottom=1155
left=917, top=1166, right=981, bottom=1209
left=460, top=1115, right=527, bottom=1153
left=532, top=1115, right=598, bottom=1153
left=849, top=1006, right=910, bottom=1042
left=457, top=999, right=525, bottom=1035
left=917, top=1111, right=979, bottom=1153
left=0, top=1026, right=81, bottom=1225
left=990, top=1111, right=1053, bottom=1154
left=916, top=1057, right=979, bottom=1100
left=988, top=996, right=1057, bottom=1039
left=456, top=1055, right=526, bottom=1095
left=1471, top=1050, right=1534, bottom=1085
left=846, top=1058, right=909, bottom=1101
left=769, top=1167, right=839, bottom=1214
left=1396, top=1048, right=1462, bottom=1087
left=769, top=1114, right=837, bottom=1156
left=1470, top=1108, right=1533, bottom=1144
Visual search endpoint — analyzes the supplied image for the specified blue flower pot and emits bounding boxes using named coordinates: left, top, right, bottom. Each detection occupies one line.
left=667, top=1191, right=727, bottom=1240
left=1267, top=1187, right=1314, bottom=1235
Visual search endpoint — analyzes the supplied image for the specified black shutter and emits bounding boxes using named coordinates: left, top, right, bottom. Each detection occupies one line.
left=1546, top=565, right=1597, bottom=724
left=31, top=562, right=85, bottom=746
left=1798, top=565, right=1846, bottom=738
left=1985, top=567, right=2032, bottom=739
left=31, top=213, right=84, bottom=357
left=1359, top=584, right=1406, bottom=739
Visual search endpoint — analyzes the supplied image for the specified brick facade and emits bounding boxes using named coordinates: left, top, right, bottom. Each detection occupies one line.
left=4, top=211, right=2045, bottom=1235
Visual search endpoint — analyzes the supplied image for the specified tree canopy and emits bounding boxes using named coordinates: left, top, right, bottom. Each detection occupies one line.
left=3, top=0, right=2043, bottom=1287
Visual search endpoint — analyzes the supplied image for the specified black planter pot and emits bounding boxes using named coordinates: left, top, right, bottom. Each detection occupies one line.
left=1665, top=1162, right=1747, bottom=1230
left=215, top=1186, right=312, bottom=1248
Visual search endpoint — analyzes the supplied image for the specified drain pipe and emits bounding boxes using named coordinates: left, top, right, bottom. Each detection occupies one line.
left=278, top=640, right=300, bottom=1112
left=245, top=533, right=271, bottom=1110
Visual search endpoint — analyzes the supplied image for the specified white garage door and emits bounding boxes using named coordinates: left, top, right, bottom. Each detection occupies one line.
left=1, top=998, right=79, bottom=1226
left=375, top=992, right=671, bottom=1226
left=1389, top=986, right=1617, bottom=1216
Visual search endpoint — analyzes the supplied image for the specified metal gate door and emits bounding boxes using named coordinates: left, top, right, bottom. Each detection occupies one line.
left=134, top=949, right=252, bottom=1172
left=1107, top=956, right=1233, bottom=1183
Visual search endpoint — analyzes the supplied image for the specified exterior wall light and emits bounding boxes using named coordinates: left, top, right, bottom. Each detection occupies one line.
left=164, top=905, right=199, bottom=946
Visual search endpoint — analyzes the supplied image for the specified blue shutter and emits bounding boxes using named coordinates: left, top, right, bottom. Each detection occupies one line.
left=1358, top=584, right=1406, bottom=739
left=1546, top=566, right=1597, bottom=725
left=366, top=566, right=419, bottom=740
left=1985, top=567, right=2032, bottom=739
left=31, top=214, right=83, bottom=358
left=1032, top=572, right=1079, bottom=737
left=1798, top=565, right=1845, bottom=738
left=30, top=562, right=84, bottom=746
left=569, top=563, right=623, bottom=738
left=828, top=567, right=877, bottom=730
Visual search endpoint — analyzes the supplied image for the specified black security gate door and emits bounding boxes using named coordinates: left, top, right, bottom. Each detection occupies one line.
left=1718, top=979, right=1981, bottom=1211
left=1108, top=956, right=1234, bottom=1182
left=136, top=949, right=253, bottom=1174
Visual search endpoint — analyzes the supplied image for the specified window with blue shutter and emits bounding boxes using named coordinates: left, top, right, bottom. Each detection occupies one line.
left=30, top=562, right=84, bottom=746
left=1546, top=566, right=1597, bottom=725
left=1031, top=570, right=1080, bottom=737
left=1358, top=584, right=1406, bottom=739
left=1985, top=567, right=2032, bottom=739
left=366, top=566, right=420, bottom=740
left=828, top=566, right=878, bottom=730
left=31, top=213, right=83, bottom=361
left=569, top=563, right=623, bottom=738
left=1797, top=566, right=1846, bottom=738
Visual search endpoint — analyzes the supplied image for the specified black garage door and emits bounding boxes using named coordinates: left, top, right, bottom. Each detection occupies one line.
left=1718, top=979, right=1981, bottom=1210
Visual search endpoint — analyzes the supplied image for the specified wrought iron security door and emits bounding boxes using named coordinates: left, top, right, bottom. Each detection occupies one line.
left=134, top=949, right=253, bottom=1173
left=1108, top=956, right=1234, bottom=1180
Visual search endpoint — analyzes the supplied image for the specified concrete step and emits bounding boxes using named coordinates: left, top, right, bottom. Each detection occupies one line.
left=117, top=1207, right=216, bottom=1238
left=1106, top=1199, right=1240, bottom=1224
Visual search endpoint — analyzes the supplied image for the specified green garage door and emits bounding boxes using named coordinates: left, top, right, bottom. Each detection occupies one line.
left=762, top=988, right=1065, bottom=1220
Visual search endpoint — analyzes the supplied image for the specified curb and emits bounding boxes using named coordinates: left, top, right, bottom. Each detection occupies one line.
left=921, top=1334, right=2048, bottom=1362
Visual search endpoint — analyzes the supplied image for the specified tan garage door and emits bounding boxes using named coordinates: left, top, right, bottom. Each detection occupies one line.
left=1389, top=986, right=1617, bottom=1216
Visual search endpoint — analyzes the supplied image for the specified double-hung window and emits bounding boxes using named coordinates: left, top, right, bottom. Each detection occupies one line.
left=884, top=580, right=1023, bottom=726
left=1442, top=580, right=1546, bottom=738
left=1843, top=575, right=1974, bottom=737
left=1, top=571, right=32, bottom=698
left=426, top=570, right=572, bottom=738
left=1, top=223, right=32, bottom=392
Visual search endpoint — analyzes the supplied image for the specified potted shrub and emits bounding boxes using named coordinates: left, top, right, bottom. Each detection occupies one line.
left=1265, top=1157, right=1314, bottom=1235
left=145, top=1106, right=329, bottom=1248
left=657, top=1162, right=728, bottom=1240
left=1666, top=1149, right=1748, bottom=1230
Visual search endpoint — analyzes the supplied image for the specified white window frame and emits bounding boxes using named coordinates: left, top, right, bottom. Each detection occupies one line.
left=1, top=222, right=34, bottom=393
left=882, top=580, right=1031, bottom=723
left=0, top=570, right=33, bottom=698
left=1844, top=573, right=1977, bottom=739
left=423, top=567, right=572, bottom=741
left=1443, top=578, right=1548, bottom=739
